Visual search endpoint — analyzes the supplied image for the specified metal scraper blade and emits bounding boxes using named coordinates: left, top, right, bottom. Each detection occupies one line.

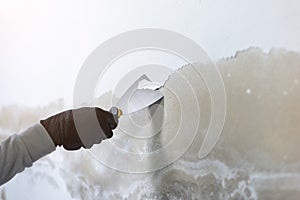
left=118, top=88, right=163, bottom=115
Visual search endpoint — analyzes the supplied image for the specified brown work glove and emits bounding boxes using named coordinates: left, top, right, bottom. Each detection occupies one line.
left=40, top=107, right=118, bottom=150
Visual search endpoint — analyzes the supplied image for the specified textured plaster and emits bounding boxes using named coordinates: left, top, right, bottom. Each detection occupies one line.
left=1, top=48, right=300, bottom=199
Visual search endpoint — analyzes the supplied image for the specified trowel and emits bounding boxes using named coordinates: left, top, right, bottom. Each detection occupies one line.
left=109, top=75, right=164, bottom=122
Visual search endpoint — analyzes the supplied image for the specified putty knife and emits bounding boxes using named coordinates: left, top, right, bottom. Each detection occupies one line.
left=109, top=77, right=163, bottom=121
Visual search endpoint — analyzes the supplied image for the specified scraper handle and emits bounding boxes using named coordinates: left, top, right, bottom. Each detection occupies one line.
left=109, top=106, right=123, bottom=124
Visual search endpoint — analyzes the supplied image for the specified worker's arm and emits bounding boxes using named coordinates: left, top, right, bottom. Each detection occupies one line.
left=0, top=123, right=55, bottom=185
left=0, top=107, right=117, bottom=186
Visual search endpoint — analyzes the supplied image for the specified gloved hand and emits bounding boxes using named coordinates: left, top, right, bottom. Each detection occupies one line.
left=40, top=107, right=118, bottom=150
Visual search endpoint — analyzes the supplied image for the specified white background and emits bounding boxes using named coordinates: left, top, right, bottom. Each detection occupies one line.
left=0, top=0, right=299, bottom=106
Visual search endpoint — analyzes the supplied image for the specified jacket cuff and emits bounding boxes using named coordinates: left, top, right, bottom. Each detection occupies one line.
left=19, top=123, right=56, bottom=162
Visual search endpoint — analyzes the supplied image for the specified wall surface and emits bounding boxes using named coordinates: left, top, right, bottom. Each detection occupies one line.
left=1, top=48, right=300, bottom=199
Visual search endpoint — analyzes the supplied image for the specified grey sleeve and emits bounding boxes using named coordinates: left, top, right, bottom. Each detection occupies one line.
left=0, top=123, right=56, bottom=185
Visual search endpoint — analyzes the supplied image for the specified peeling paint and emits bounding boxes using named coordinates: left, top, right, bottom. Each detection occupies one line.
left=64, top=48, right=300, bottom=199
